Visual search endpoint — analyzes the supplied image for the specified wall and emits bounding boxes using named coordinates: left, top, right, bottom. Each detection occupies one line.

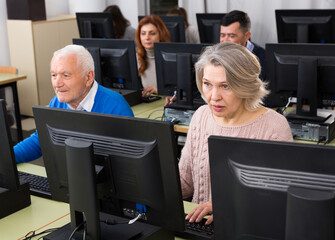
left=179, top=0, right=335, bottom=48
left=2, top=0, right=335, bottom=66
left=0, top=0, right=10, bottom=66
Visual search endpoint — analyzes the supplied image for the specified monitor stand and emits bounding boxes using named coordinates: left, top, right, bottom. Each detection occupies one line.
left=0, top=182, right=31, bottom=219
left=111, top=88, right=142, bottom=106
left=43, top=212, right=174, bottom=240
left=44, top=138, right=174, bottom=240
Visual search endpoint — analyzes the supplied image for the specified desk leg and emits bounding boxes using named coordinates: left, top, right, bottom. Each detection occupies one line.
left=10, top=82, right=23, bottom=142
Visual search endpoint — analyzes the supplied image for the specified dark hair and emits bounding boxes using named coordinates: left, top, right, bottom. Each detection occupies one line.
left=166, top=6, right=189, bottom=28
left=103, top=5, right=130, bottom=38
left=220, top=10, right=251, bottom=33
left=136, top=15, right=170, bottom=76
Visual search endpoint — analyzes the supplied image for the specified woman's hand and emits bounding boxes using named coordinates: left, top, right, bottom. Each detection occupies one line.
left=142, top=85, right=157, bottom=98
left=185, top=201, right=213, bottom=225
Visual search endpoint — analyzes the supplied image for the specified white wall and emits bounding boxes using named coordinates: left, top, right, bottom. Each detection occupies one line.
left=45, top=0, right=69, bottom=17
left=0, top=0, right=10, bottom=66
left=68, top=0, right=106, bottom=13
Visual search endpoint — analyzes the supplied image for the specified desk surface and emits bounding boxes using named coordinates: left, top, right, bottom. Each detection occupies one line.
left=3, top=164, right=195, bottom=240
left=0, top=73, right=26, bottom=85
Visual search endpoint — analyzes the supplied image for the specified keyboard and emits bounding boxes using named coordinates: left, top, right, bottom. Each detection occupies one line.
left=141, top=95, right=162, bottom=103
left=175, top=215, right=215, bottom=240
left=18, top=171, right=52, bottom=199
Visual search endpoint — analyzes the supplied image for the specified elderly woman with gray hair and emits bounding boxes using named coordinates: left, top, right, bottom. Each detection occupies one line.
left=179, top=41, right=293, bottom=225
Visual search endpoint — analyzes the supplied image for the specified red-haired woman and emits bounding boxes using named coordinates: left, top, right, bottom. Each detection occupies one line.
left=136, top=15, right=170, bottom=98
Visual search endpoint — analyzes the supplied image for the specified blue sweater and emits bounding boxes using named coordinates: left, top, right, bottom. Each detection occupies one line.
left=14, top=84, right=134, bottom=163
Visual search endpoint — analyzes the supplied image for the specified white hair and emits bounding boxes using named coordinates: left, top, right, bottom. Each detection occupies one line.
left=51, top=44, right=94, bottom=76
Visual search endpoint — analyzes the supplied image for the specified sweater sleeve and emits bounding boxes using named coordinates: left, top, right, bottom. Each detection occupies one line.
left=179, top=140, right=194, bottom=199
left=14, top=131, right=42, bottom=163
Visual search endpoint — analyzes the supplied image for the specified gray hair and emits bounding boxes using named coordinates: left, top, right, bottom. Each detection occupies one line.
left=51, top=44, right=94, bottom=76
left=195, top=41, right=269, bottom=111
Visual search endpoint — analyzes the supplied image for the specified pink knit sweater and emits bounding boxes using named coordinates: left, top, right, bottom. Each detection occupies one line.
left=178, top=105, right=293, bottom=204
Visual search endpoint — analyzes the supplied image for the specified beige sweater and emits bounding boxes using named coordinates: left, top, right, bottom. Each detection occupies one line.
left=138, top=49, right=157, bottom=89
left=179, top=105, right=293, bottom=204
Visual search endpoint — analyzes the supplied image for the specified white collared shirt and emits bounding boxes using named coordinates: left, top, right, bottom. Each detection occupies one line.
left=246, top=40, right=255, bottom=52
left=67, top=80, right=98, bottom=112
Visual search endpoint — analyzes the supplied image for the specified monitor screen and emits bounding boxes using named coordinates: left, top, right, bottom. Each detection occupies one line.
left=209, top=136, right=335, bottom=240
left=32, top=106, right=185, bottom=233
left=0, top=99, right=30, bottom=218
left=76, top=12, right=115, bottom=39
left=154, top=42, right=209, bottom=109
left=276, top=9, right=335, bottom=43
left=138, top=15, right=185, bottom=42
left=73, top=38, right=142, bottom=106
left=196, top=13, right=226, bottom=44
left=265, top=43, right=335, bottom=122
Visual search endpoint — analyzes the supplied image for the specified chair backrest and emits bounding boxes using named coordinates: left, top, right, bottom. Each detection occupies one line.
left=0, top=66, right=17, bottom=74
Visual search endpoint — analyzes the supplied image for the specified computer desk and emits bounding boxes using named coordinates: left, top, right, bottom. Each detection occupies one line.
left=3, top=163, right=195, bottom=240
left=132, top=99, right=335, bottom=145
left=0, top=73, right=26, bottom=141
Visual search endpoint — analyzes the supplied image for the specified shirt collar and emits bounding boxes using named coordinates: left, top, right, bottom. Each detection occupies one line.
left=246, top=40, right=254, bottom=52
left=67, top=80, right=98, bottom=112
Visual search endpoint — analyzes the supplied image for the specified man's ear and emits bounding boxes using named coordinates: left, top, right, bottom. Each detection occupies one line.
left=245, top=31, right=251, bottom=41
left=86, top=70, right=95, bottom=86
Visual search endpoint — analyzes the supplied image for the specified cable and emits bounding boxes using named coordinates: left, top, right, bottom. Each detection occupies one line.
left=147, top=109, right=164, bottom=119
left=23, top=228, right=59, bottom=240
left=67, top=220, right=85, bottom=240
left=169, top=90, right=177, bottom=104
left=277, top=97, right=296, bottom=115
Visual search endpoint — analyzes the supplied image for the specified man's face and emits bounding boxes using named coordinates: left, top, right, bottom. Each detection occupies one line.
left=50, top=54, right=94, bottom=109
left=220, top=22, right=250, bottom=46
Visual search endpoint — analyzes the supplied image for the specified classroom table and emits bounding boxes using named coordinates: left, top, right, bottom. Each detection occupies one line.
left=0, top=73, right=26, bottom=141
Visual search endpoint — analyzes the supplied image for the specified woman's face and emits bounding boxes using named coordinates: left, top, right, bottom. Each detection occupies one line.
left=140, top=23, right=160, bottom=49
left=202, top=64, right=244, bottom=122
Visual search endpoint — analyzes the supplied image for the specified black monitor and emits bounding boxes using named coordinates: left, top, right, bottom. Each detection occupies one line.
left=33, top=106, right=185, bottom=239
left=276, top=9, right=335, bottom=43
left=196, top=13, right=226, bottom=44
left=265, top=43, right=335, bottom=122
left=0, top=99, right=30, bottom=218
left=76, top=12, right=115, bottom=39
left=73, top=38, right=142, bottom=106
left=155, top=42, right=209, bottom=110
left=138, top=15, right=185, bottom=42
left=209, top=136, right=335, bottom=240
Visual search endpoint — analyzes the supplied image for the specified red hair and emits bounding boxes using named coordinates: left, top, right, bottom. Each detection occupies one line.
left=136, top=15, right=170, bottom=76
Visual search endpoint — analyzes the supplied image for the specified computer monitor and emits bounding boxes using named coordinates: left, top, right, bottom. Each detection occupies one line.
left=33, top=106, right=185, bottom=238
left=76, top=12, right=115, bottom=39
left=196, top=13, right=226, bottom=44
left=155, top=42, right=209, bottom=110
left=73, top=38, right=142, bottom=106
left=276, top=9, right=335, bottom=43
left=0, top=99, right=30, bottom=218
left=209, top=136, right=335, bottom=240
left=138, top=15, right=185, bottom=42
left=265, top=43, right=335, bottom=122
